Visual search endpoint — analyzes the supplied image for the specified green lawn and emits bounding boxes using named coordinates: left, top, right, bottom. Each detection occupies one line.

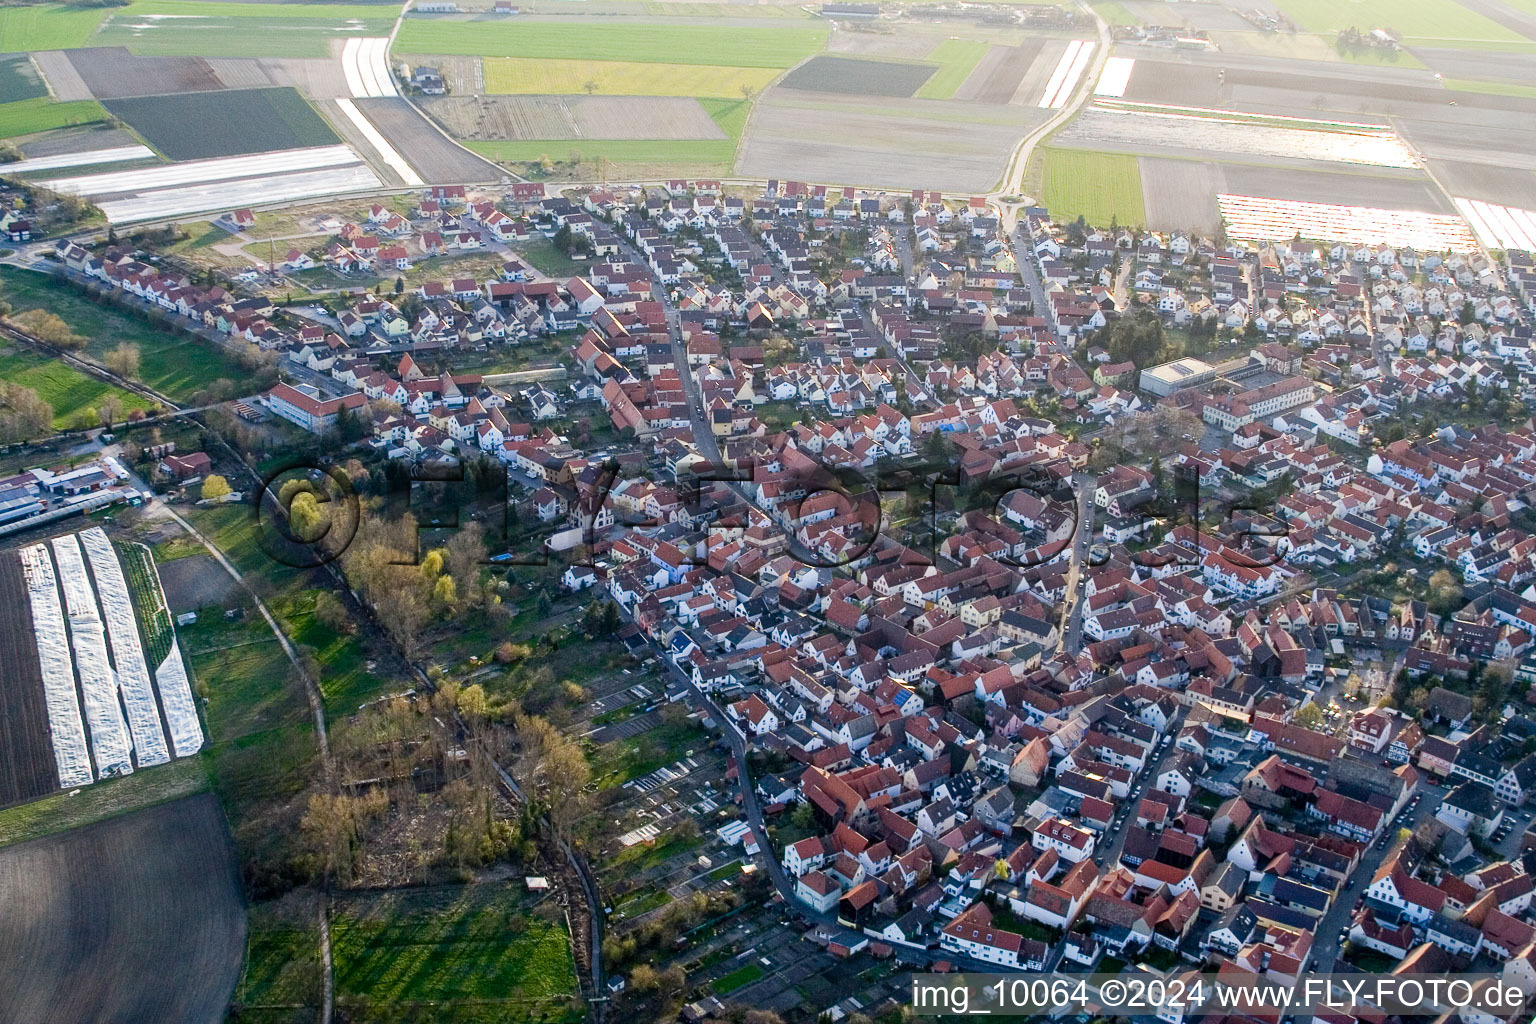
left=470, top=97, right=750, bottom=177
left=713, top=962, right=763, bottom=994
left=0, top=755, right=211, bottom=849
left=1034, top=147, right=1145, bottom=228
left=0, top=3, right=109, bottom=51
left=914, top=39, right=989, bottom=100
left=1272, top=0, right=1527, bottom=45
left=330, top=884, right=580, bottom=1019
left=589, top=720, right=708, bottom=788
left=0, top=97, right=109, bottom=139
left=0, top=349, right=154, bottom=430
left=234, top=892, right=324, bottom=1016
left=394, top=19, right=827, bottom=65
left=0, top=267, right=248, bottom=403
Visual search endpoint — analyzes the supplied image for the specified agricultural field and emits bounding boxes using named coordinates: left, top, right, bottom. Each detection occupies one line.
left=480, top=57, right=782, bottom=98
left=468, top=96, right=749, bottom=177
left=103, top=87, right=337, bottom=161
left=66, top=48, right=224, bottom=101
left=0, top=267, right=248, bottom=403
left=0, top=348, right=154, bottom=430
left=780, top=56, right=937, bottom=97
left=1030, top=146, right=1146, bottom=226
left=394, top=19, right=828, bottom=65
left=329, top=883, right=582, bottom=1022
left=0, top=794, right=244, bottom=1024
left=0, top=555, right=58, bottom=810
left=914, top=38, right=991, bottom=100
left=0, top=55, right=48, bottom=105
left=1272, top=0, right=1530, bottom=45
left=0, top=3, right=108, bottom=52
left=421, top=95, right=726, bottom=142
left=0, top=97, right=109, bottom=140
left=349, top=97, right=504, bottom=183
left=93, top=1, right=398, bottom=59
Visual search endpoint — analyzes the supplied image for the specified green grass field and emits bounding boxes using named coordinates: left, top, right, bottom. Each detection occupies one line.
left=396, top=19, right=826, bottom=65
left=469, top=96, right=749, bottom=176
left=234, top=892, right=324, bottom=1016
left=0, top=55, right=48, bottom=105
left=0, top=349, right=153, bottom=430
left=0, top=97, right=109, bottom=140
left=96, top=2, right=396, bottom=57
left=913, top=38, right=989, bottom=100
left=0, top=3, right=108, bottom=51
left=1090, top=0, right=1140, bottom=26
left=642, top=1, right=810, bottom=15
left=483, top=57, right=782, bottom=97
left=0, top=267, right=248, bottom=403
left=330, top=884, right=580, bottom=1019
left=713, top=962, right=764, bottom=994
left=1272, top=0, right=1526, bottom=44
left=1034, top=147, right=1145, bottom=227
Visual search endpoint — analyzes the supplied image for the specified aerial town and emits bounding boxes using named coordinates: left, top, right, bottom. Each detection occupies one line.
left=0, top=0, right=1535, bottom=1023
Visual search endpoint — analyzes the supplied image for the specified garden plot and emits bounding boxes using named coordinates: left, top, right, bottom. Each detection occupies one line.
left=1057, top=105, right=1421, bottom=168
left=50, top=534, right=135, bottom=778
left=81, top=528, right=170, bottom=769
left=16, top=544, right=92, bottom=789
left=1217, top=193, right=1479, bottom=251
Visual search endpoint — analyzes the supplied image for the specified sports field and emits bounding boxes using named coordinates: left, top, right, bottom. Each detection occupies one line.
left=1034, top=147, right=1146, bottom=227
left=0, top=98, right=109, bottom=140
left=1273, top=0, right=1527, bottom=44
left=914, top=38, right=990, bottom=99
left=395, top=19, right=827, bottom=65
left=483, top=57, right=782, bottom=98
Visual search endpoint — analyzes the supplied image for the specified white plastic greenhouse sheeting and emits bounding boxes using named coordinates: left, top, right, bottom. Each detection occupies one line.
left=153, top=640, right=204, bottom=757
left=80, top=528, right=170, bottom=767
left=18, top=544, right=93, bottom=787
left=50, top=535, right=134, bottom=778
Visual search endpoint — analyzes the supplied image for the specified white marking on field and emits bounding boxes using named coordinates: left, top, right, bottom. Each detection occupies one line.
left=1040, top=39, right=1092, bottom=108
left=3, top=145, right=156, bottom=175
left=1218, top=193, right=1479, bottom=252
left=1094, top=56, right=1135, bottom=98
left=40, top=144, right=363, bottom=196
left=18, top=544, right=92, bottom=788
left=50, top=535, right=134, bottom=778
left=1456, top=197, right=1536, bottom=253
left=80, top=528, right=170, bottom=768
left=342, top=36, right=398, bottom=98
left=335, top=98, right=424, bottom=186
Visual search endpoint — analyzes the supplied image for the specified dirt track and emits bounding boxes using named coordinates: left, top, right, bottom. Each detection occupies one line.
left=0, top=794, right=245, bottom=1024
left=0, top=553, right=60, bottom=809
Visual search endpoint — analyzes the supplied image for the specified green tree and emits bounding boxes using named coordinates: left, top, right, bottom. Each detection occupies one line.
left=200, top=474, right=232, bottom=501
